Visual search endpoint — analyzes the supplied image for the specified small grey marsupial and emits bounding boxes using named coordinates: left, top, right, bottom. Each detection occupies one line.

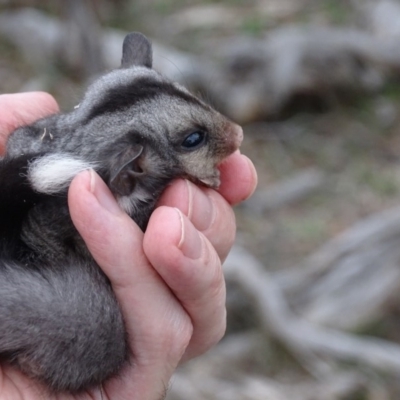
left=0, top=32, right=243, bottom=393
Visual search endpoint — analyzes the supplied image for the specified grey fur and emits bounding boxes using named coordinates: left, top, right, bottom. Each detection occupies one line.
left=0, top=32, right=242, bottom=393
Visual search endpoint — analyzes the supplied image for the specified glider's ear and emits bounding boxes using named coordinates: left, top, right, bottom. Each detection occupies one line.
left=109, top=144, right=144, bottom=196
left=121, top=32, right=153, bottom=69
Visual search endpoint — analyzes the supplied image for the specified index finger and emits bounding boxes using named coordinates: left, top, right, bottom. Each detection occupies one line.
left=217, top=151, right=258, bottom=205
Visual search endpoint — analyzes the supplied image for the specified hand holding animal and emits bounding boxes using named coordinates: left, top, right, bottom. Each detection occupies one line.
left=0, top=32, right=242, bottom=393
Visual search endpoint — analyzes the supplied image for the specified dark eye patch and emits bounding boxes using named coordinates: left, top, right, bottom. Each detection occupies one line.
left=181, top=131, right=207, bottom=150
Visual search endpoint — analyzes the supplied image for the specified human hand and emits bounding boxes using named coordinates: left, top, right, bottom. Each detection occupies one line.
left=0, top=92, right=257, bottom=400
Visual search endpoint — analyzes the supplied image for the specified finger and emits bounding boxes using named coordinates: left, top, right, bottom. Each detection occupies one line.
left=68, top=170, right=193, bottom=397
left=68, top=170, right=182, bottom=333
left=158, top=179, right=236, bottom=262
left=0, top=92, right=59, bottom=154
left=69, top=169, right=145, bottom=286
left=217, top=150, right=258, bottom=205
left=144, top=206, right=226, bottom=361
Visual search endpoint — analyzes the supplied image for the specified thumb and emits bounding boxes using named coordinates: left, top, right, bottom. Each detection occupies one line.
left=68, top=169, right=192, bottom=398
left=0, top=92, right=59, bottom=154
left=67, top=169, right=146, bottom=287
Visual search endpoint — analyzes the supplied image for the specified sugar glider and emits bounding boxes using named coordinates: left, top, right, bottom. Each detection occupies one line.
left=0, top=32, right=243, bottom=393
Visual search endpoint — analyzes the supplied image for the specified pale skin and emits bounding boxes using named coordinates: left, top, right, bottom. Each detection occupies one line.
left=0, top=92, right=258, bottom=400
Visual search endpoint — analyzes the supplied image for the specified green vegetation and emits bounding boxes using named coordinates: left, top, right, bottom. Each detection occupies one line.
left=323, top=0, right=349, bottom=25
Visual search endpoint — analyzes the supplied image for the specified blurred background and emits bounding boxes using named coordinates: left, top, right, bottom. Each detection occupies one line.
left=3, top=0, right=400, bottom=398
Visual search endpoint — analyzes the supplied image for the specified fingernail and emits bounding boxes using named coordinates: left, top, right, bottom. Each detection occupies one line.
left=175, top=208, right=203, bottom=259
left=89, top=169, right=123, bottom=216
left=185, top=180, right=214, bottom=231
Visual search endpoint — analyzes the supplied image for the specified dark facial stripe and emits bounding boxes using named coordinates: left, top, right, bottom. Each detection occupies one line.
left=84, top=76, right=208, bottom=123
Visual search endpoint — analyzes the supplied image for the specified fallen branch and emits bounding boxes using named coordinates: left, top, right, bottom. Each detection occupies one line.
left=272, top=205, right=400, bottom=328
left=224, top=245, right=400, bottom=376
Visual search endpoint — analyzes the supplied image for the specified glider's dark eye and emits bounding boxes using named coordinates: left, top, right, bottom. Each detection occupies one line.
left=181, top=131, right=206, bottom=150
